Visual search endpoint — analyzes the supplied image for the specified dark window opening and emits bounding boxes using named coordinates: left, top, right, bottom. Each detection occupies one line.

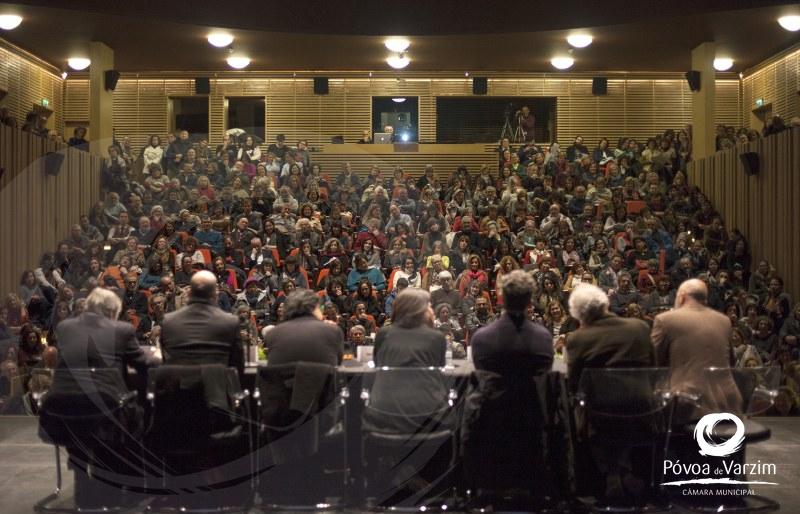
left=227, top=97, right=265, bottom=142
left=436, top=97, right=556, bottom=143
left=372, top=96, right=419, bottom=142
left=172, top=97, right=209, bottom=139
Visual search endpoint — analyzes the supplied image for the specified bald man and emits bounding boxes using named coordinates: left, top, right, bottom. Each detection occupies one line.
left=651, top=279, right=741, bottom=422
left=160, top=270, right=244, bottom=375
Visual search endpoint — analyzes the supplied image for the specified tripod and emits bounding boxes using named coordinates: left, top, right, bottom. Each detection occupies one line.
left=499, top=113, right=525, bottom=143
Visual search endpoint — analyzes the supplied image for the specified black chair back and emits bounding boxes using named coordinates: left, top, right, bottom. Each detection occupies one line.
left=38, top=367, right=142, bottom=447
left=146, top=364, right=245, bottom=451
left=254, top=362, right=339, bottom=462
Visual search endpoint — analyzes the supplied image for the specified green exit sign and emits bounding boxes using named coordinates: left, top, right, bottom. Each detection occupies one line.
left=41, top=98, right=49, bottom=107
left=755, top=98, right=764, bottom=107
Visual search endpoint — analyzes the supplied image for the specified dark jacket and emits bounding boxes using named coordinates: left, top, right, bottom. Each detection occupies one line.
left=471, top=313, right=554, bottom=376
left=368, top=324, right=449, bottom=433
left=264, top=314, right=344, bottom=366
left=565, top=313, right=654, bottom=392
left=53, top=312, right=156, bottom=381
left=161, top=298, right=244, bottom=376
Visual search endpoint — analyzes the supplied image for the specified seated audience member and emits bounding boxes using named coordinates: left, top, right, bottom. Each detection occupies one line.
left=160, top=271, right=244, bottom=376
left=345, top=325, right=367, bottom=354
left=652, top=279, right=742, bottom=421
left=430, top=271, right=462, bottom=315
left=263, top=289, right=343, bottom=366
left=347, top=253, right=386, bottom=292
left=471, top=270, right=554, bottom=375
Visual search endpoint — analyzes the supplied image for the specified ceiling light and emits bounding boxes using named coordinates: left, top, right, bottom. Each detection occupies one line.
left=67, top=58, right=91, bottom=70
left=567, top=34, right=593, bottom=48
left=0, top=14, right=22, bottom=30
left=384, top=37, right=410, bottom=53
left=226, top=56, right=251, bottom=69
left=551, top=56, right=574, bottom=70
left=387, top=54, right=410, bottom=69
left=713, top=58, right=734, bottom=71
left=778, top=15, right=800, bottom=31
left=392, top=97, right=406, bottom=103
left=208, top=32, right=234, bottom=48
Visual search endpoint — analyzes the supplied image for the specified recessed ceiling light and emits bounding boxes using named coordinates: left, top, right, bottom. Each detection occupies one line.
left=384, top=37, right=410, bottom=53
left=551, top=56, right=574, bottom=70
left=387, top=54, right=410, bottom=69
left=67, top=58, right=91, bottom=71
left=0, top=14, right=22, bottom=30
left=713, top=58, right=734, bottom=71
left=392, top=97, right=406, bottom=103
left=567, top=34, right=593, bottom=48
left=226, top=56, right=251, bottom=69
left=208, top=32, right=234, bottom=47
left=778, top=15, right=800, bottom=31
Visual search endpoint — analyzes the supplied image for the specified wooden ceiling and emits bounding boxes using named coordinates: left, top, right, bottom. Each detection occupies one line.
left=0, top=1, right=799, bottom=73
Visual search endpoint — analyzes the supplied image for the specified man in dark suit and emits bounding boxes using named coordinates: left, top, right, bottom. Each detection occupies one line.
left=53, top=287, right=158, bottom=384
left=264, top=289, right=344, bottom=366
left=160, top=270, right=244, bottom=376
left=471, top=270, right=553, bottom=375
left=48, top=288, right=158, bottom=509
left=651, top=278, right=740, bottom=421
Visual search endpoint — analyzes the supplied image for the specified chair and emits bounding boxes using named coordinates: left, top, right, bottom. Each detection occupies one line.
left=460, top=369, right=556, bottom=510
left=145, top=365, right=252, bottom=512
left=360, top=366, right=460, bottom=510
left=198, top=248, right=212, bottom=265
left=253, top=363, right=347, bottom=509
left=574, top=367, right=673, bottom=512
left=668, top=366, right=781, bottom=513
left=626, top=200, right=647, bottom=216
left=36, top=367, right=144, bottom=512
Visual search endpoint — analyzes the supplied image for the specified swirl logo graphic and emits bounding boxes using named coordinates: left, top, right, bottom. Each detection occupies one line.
left=693, top=412, right=745, bottom=457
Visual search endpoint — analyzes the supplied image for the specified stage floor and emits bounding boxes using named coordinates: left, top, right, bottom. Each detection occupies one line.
left=1, top=415, right=798, bottom=513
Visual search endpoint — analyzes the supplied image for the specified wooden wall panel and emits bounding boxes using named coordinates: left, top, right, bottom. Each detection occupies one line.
left=743, top=45, right=800, bottom=127
left=0, top=40, right=64, bottom=135
left=63, top=75, right=741, bottom=153
left=0, top=125, right=102, bottom=299
left=688, top=127, right=800, bottom=301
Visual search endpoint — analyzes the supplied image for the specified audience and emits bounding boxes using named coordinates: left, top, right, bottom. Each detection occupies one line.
left=3, top=121, right=797, bottom=414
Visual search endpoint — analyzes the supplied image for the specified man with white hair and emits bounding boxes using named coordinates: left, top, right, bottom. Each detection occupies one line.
left=430, top=270, right=463, bottom=315
left=566, top=282, right=654, bottom=500
left=565, top=283, right=654, bottom=392
left=52, top=287, right=157, bottom=377
left=651, top=278, right=741, bottom=421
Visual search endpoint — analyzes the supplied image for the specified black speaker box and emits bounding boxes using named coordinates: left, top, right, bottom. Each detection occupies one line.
left=195, top=77, right=210, bottom=95
left=314, top=77, right=329, bottom=95
left=685, top=70, right=701, bottom=92
left=592, top=77, right=608, bottom=95
left=104, top=70, right=120, bottom=91
left=45, top=151, right=65, bottom=176
left=740, top=152, right=760, bottom=176
left=473, top=77, right=488, bottom=95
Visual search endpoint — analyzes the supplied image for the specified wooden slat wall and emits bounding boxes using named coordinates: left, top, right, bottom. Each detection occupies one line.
left=742, top=45, right=800, bottom=128
left=0, top=42, right=64, bottom=135
left=688, top=126, right=800, bottom=301
left=0, top=125, right=103, bottom=299
left=63, top=75, right=741, bottom=155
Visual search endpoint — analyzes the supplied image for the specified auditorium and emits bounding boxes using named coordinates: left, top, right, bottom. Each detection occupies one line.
left=1, top=1, right=799, bottom=512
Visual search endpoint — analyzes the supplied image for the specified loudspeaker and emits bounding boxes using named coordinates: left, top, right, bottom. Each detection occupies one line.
left=195, top=77, right=210, bottom=95
left=592, top=77, right=608, bottom=95
left=44, top=151, right=65, bottom=176
left=740, top=152, right=760, bottom=176
left=314, top=77, right=329, bottom=95
left=104, top=70, right=120, bottom=91
left=685, top=70, right=701, bottom=92
left=473, top=77, right=488, bottom=95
